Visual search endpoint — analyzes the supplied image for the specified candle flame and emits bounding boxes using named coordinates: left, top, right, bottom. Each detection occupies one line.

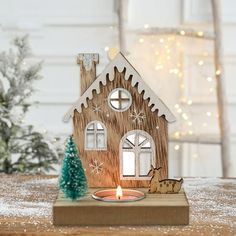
left=116, top=185, right=123, bottom=200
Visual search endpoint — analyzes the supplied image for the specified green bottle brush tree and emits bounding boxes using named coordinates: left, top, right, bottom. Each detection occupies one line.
left=59, top=136, right=87, bottom=200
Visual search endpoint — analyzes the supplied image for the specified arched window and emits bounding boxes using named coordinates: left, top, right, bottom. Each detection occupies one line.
left=85, top=121, right=107, bottom=150
left=120, top=130, right=155, bottom=180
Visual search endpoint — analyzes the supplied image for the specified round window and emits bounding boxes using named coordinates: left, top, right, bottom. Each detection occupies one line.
left=108, top=88, right=132, bottom=112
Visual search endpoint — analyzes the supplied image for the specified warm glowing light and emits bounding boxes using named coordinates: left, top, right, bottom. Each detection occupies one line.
left=182, top=113, right=189, bottom=120
left=193, top=154, right=198, bottom=159
left=187, top=100, right=193, bottom=105
left=175, top=104, right=180, bottom=109
left=216, top=69, right=221, bottom=75
left=206, top=112, right=212, bottom=117
left=144, top=24, right=149, bottom=29
left=178, top=72, right=183, bottom=78
left=174, top=145, right=180, bottom=150
left=104, top=46, right=109, bottom=52
left=202, top=123, right=208, bottom=127
left=198, top=60, right=204, bottom=66
left=207, top=77, right=213, bottom=82
left=177, top=108, right=182, bottom=113
left=139, top=38, right=144, bottom=43
left=197, top=31, right=204, bottom=37
left=169, top=68, right=179, bottom=74
left=188, top=121, right=192, bottom=126
left=155, top=64, right=163, bottom=71
left=180, top=30, right=185, bottom=36
left=188, top=130, right=193, bottom=135
left=177, top=63, right=181, bottom=68
left=107, top=47, right=119, bottom=60
left=116, top=185, right=123, bottom=200
left=175, top=131, right=180, bottom=138
left=173, top=68, right=179, bottom=74
left=209, top=88, right=214, bottom=93
left=159, top=38, right=164, bottom=43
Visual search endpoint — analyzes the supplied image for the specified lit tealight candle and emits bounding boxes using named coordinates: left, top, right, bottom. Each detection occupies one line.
left=116, top=185, right=123, bottom=200
left=92, top=187, right=145, bottom=202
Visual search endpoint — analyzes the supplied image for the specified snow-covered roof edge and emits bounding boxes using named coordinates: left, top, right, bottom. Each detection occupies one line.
left=63, top=52, right=176, bottom=123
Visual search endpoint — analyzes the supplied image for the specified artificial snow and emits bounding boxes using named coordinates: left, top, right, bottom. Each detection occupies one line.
left=0, top=175, right=235, bottom=235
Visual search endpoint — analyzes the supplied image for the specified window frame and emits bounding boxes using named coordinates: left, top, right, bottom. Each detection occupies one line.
left=108, top=88, right=132, bottom=112
left=119, top=130, right=156, bottom=180
left=85, top=121, right=107, bottom=151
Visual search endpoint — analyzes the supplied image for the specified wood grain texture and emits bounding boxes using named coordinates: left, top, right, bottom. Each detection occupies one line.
left=211, top=0, right=232, bottom=177
left=73, top=67, right=168, bottom=187
left=64, top=53, right=176, bottom=123
left=117, top=0, right=128, bottom=54
left=53, top=188, right=189, bottom=226
left=77, top=53, right=99, bottom=95
left=148, top=166, right=183, bottom=194
left=137, top=27, right=215, bottom=40
left=0, top=175, right=235, bottom=235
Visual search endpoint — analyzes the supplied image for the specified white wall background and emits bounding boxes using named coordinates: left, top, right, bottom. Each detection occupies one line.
left=0, top=0, right=235, bottom=177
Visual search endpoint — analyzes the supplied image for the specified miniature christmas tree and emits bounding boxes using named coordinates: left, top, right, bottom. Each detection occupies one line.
left=59, top=136, right=87, bottom=200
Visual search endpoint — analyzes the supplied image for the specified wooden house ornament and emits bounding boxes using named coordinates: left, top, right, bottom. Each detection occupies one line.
left=63, top=52, right=176, bottom=188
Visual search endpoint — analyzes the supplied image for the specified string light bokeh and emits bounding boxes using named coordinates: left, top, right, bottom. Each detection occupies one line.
left=103, top=25, right=220, bottom=166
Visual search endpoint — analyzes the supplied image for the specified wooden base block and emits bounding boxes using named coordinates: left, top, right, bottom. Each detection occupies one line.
left=53, top=188, right=189, bottom=226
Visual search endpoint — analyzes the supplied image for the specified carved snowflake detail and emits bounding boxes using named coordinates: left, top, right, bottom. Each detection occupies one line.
left=89, top=159, right=104, bottom=174
left=92, top=104, right=101, bottom=113
left=130, top=109, right=146, bottom=123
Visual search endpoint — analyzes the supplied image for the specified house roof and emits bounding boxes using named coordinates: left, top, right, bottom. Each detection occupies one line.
left=63, top=52, right=176, bottom=123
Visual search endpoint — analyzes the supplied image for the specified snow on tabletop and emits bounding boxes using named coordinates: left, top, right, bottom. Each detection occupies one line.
left=0, top=174, right=235, bottom=235
left=0, top=175, right=58, bottom=217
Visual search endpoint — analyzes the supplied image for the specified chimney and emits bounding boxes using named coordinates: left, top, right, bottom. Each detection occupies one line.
left=77, top=53, right=99, bottom=95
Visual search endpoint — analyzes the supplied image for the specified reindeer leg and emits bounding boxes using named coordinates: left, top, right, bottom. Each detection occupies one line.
left=149, top=182, right=157, bottom=193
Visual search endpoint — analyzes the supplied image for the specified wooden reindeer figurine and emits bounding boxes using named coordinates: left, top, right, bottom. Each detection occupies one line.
left=148, top=165, right=183, bottom=194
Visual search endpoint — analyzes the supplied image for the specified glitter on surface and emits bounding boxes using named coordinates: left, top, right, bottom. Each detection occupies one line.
left=0, top=174, right=235, bottom=235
